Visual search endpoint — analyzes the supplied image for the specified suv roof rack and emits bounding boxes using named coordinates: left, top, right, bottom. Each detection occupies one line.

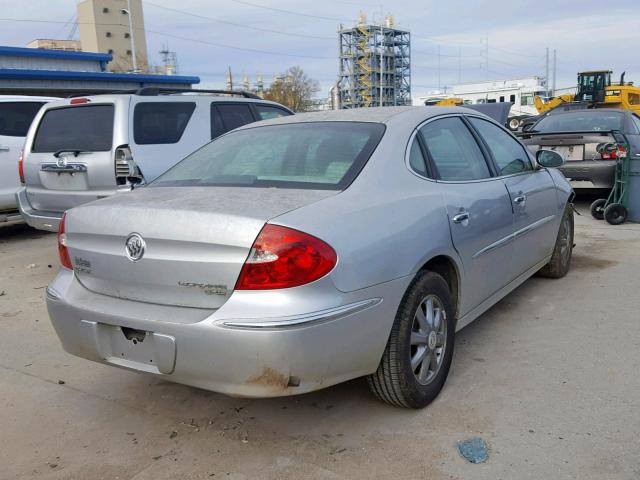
left=134, top=87, right=262, bottom=99
left=67, top=88, right=262, bottom=99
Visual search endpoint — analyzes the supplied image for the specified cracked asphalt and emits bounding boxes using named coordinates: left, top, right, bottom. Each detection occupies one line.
left=1, top=200, right=639, bottom=480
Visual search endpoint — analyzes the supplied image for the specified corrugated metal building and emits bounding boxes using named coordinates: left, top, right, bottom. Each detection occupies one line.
left=0, top=46, right=199, bottom=96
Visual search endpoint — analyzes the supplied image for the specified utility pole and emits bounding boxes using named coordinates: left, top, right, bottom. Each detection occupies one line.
left=124, top=0, right=138, bottom=72
left=545, top=47, right=550, bottom=98
left=552, top=49, right=557, bottom=97
left=437, top=44, right=441, bottom=91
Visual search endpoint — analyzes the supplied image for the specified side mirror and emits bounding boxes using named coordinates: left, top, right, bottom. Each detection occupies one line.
left=536, top=149, right=564, bottom=168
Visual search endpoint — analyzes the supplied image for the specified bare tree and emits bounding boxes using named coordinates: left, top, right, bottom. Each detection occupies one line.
left=264, top=66, right=320, bottom=112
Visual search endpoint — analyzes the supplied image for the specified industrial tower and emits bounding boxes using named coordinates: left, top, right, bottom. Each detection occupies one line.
left=337, top=14, right=411, bottom=109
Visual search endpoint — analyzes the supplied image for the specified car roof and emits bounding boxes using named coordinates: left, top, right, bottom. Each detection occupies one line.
left=39, top=93, right=290, bottom=110
left=236, top=106, right=485, bottom=129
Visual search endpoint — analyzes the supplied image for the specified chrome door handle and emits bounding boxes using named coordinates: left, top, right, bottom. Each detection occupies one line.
left=452, top=212, right=470, bottom=224
left=513, top=195, right=526, bottom=205
left=0, top=145, right=9, bottom=152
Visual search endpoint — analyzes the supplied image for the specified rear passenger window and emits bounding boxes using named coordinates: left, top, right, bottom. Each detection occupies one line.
left=419, top=117, right=491, bottom=181
left=255, top=104, right=290, bottom=120
left=33, top=105, right=114, bottom=152
left=468, top=117, right=532, bottom=175
left=408, top=137, right=428, bottom=176
left=217, top=104, right=254, bottom=131
left=134, top=102, right=195, bottom=145
left=0, top=102, right=44, bottom=137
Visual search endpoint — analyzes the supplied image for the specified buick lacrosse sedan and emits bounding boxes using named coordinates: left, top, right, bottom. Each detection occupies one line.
left=47, top=107, right=573, bottom=408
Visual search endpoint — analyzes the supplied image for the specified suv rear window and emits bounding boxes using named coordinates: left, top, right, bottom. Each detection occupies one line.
left=32, top=105, right=114, bottom=152
left=0, top=102, right=45, bottom=137
left=153, top=122, right=385, bottom=190
left=134, top=102, right=196, bottom=144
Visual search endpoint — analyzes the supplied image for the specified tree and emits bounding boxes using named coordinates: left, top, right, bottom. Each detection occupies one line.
left=264, top=66, right=320, bottom=112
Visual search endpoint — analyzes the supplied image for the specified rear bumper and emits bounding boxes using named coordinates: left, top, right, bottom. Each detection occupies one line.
left=46, top=269, right=408, bottom=398
left=15, top=187, right=62, bottom=231
left=559, top=160, right=616, bottom=190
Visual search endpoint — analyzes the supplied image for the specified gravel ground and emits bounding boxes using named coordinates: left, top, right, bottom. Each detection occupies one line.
left=1, top=200, right=639, bottom=480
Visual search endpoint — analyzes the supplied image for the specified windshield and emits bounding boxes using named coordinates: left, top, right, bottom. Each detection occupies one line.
left=533, top=111, right=624, bottom=133
left=152, top=122, right=385, bottom=190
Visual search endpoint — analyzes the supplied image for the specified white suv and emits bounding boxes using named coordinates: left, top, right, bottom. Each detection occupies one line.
left=16, top=88, right=293, bottom=231
left=0, top=95, right=56, bottom=224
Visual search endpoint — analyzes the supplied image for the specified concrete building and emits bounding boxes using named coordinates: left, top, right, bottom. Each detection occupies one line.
left=26, top=39, right=82, bottom=52
left=0, top=45, right=198, bottom=97
left=78, top=0, right=149, bottom=73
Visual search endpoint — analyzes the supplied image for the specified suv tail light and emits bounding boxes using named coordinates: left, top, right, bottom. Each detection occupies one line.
left=115, top=146, right=141, bottom=185
left=18, top=149, right=24, bottom=184
left=57, top=213, right=72, bottom=270
left=235, top=224, right=337, bottom=290
left=70, top=98, right=90, bottom=105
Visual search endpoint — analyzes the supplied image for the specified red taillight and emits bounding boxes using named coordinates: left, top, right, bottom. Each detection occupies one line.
left=18, top=149, right=24, bottom=184
left=57, top=213, right=72, bottom=270
left=235, top=224, right=337, bottom=290
left=599, top=143, right=627, bottom=160
left=69, top=98, right=89, bottom=105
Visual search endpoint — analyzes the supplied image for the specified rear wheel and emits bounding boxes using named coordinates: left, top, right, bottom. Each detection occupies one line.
left=538, top=205, right=574, bottom=278
left=367, top=271, right=455, bottom=408
left=604, top=203, right=627, bottom=225
left=590, top=198, right=607, bottom=220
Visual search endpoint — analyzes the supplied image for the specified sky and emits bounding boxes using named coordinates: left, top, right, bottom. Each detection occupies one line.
left=1, top=0, right=639, bottom=98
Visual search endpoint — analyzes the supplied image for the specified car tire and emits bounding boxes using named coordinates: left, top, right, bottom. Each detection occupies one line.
left=604, top=203, right=627, bottom=225
left=590, top=198, right=607, bottom=220
left=538, top=204, right=574, bottom=278
left=367, top=271, right=455, bottom=408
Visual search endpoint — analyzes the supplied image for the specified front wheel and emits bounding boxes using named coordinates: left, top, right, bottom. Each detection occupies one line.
left=367, top=271, right=455, bottom=408
left=538, top=204, right=574, bottom=278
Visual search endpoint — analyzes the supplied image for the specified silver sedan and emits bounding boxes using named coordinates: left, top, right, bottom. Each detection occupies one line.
left=46, top=107, right=573, bottom=408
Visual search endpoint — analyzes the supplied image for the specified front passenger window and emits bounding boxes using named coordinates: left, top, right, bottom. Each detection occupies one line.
left=419, top=117, right=491, bottom=181
left=468, top=117, right=533, bottom=176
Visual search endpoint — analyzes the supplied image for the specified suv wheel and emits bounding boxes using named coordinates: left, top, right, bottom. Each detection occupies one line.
left=367, top=271, right=455, bottom=408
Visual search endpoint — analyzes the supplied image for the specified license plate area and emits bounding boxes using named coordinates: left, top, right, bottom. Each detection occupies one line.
left=548, top=145, right=584, bottom=161
left=79, top=320, right=176, bottom=374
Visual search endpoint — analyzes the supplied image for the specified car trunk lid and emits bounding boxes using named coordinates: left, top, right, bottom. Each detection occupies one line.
left=524, top=131, right=616, bottom=161
left=64, top=186, right=335, bottom=309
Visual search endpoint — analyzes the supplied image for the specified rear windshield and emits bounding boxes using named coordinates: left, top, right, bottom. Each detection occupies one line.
left=533, top=111, right=624, bottom=133
left=32, top=105, right=114, bottom=152
left=152, top=122, right=385, bottom=190
left=0, top=102, right=45, bottom=137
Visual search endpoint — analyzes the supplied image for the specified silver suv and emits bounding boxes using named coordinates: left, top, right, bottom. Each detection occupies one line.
left=0, top=95, right=56, bottom=224
left=16, top=88, right=292, bottom=231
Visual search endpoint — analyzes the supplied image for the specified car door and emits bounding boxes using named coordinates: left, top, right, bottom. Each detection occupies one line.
left=0, top=101, right=45, bottom=210
left=417, top=116, right=515, bottom=315
left=468, top=116, right=558, bottom=275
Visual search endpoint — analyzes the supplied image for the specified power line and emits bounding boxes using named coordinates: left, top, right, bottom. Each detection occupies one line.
left=143, top=1, right=334, bottom=40
left=226, top=0, right=351, bottom=22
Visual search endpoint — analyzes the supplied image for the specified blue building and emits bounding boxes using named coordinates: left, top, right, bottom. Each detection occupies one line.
left=0, top=45, right=199, bottom=96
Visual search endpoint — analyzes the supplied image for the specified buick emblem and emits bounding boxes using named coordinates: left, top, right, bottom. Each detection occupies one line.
left=56, top=156, right=67, bottom=168
left=125, top=233, right=145, bottom=262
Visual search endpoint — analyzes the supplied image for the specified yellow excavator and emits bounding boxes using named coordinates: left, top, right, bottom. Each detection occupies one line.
left=535, top=70, right=640, bottom=115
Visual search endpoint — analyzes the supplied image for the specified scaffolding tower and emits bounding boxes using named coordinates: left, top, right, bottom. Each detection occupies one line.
left=337, top=14, right=411, bottom=109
